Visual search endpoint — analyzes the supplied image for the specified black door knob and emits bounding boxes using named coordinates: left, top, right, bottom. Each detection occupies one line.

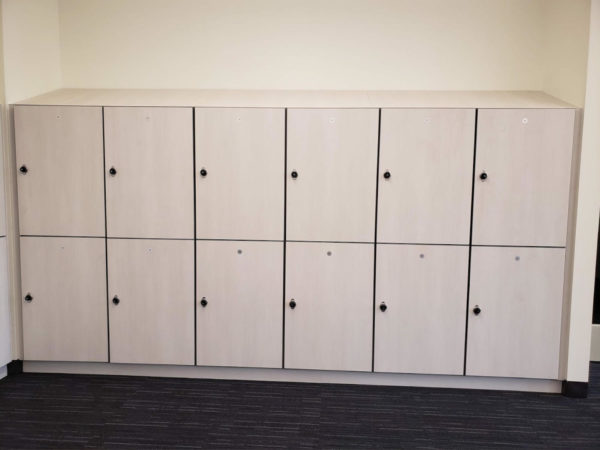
left=200, top=297, right=208, bottom=307
left=109, top=167, right=117, bottom=176
left=289, top=299, right=296, bottom=309
left=19, top=165, right=28, bottom=174
left=479, top=172, right=487, bottom=180
left=383, top=171, right=391, bottom=179
left=200, top=168, right=207, bottom=177
left=291, top=171, right=298, bottom=179
left=379, top=302, right=387, bottom=312
left=24, top=293, right=33, bottom=302
left=473, top=305, right=481, bottom=315
left=112, top=296, right=120, bottom=305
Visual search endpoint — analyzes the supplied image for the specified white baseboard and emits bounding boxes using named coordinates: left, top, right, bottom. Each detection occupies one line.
left=591, top=324, right=600, bottom=361
left=23, top=361, right=562, bottom=394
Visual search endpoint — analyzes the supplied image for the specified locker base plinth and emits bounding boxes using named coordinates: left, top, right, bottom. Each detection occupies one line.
left=7, top=359, right=23, bottom=376
left=23, top=361, right=562, bottom=394
left=561, top=380, right=589, bottom=398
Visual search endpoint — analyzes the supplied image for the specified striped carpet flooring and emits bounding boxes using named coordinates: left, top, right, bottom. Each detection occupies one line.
left=1, top=364, right=599, bottom=449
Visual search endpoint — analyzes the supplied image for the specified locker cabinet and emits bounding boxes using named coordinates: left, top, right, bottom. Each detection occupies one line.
left=472, top=109, right=574, bottom=247
left=378, top=109, right=475, bottom=244
left=15, top=106, right=104, bottom=236
left=105, top=107, right=194, bottom=239
left=287, top=109, right=379, bottom=242
left=374, top=244, right=468, bottom=375
left=196, top=241, right=283, bottom=368
left=285, top=242, right=373, bottom=372
left=108, top=239, right=194, bottom=365
left=195, top=108, right=284, bottom=240
left=466, top=247, right=565, bottom=379
left=21, top=237, right=107, bottom=362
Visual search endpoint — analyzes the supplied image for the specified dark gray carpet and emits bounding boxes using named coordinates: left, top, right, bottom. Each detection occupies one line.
left=1, top=364, right=599, bottom=449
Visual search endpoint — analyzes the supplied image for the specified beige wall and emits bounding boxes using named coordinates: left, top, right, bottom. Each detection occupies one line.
left=58, top=0, right=548, bottom=91
left=542, top=0, right=591, bottom=107
left=2, top=0, right=61, bottom=103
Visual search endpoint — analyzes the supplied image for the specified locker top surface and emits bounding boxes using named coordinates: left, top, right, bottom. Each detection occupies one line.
left=15, top=89, right=575, bottom=109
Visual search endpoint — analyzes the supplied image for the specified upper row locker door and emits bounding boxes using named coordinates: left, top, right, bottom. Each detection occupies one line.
left=104, top=107, right=194, bottom=239
left=195, top=108, right=284, bottom=240
left=287, top=109, right=379, bottom=242
left=15, top=106, right=105, bottom=237
left=378, top=109, right=475, bottom=245
left=472, top=109, right=575, bottom=247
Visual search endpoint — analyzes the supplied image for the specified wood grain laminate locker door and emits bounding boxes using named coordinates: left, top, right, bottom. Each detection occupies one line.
left=15, top=106, right=104, bottom=236
left=105, top=107, right=194, bottom=239
left=108, top=239, right=194, bottom=365
left=472, top=109, right=575, bottom=247
left=195, top=108, right=284, bottom=240
left=21, top=237, right=107, bottom=362
left=285, top=242, right=373, bottom=371
left=466, top=247, right=565, bottom=379
left=196, top=241, right=283, bottom=368
left=287, top=109, right=378, bottom=242
left=374, top=244, right=468, bottom=375
left=378, top=109, right=474, bottom=244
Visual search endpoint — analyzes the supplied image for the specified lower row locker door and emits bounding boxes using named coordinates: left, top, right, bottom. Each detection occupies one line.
left=466, top=247, right=565, bottom=379
left=108, top=239, right=195, bottom=365
left=374, top=245, right=468, bottom=375
left=196, top=241, right=283, bottom=368
left=21, top=237, right=108, bottom=362
left=285, top=242, right=373, bottom=372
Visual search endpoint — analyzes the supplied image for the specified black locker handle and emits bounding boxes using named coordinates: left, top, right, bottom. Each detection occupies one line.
left=24, top=293, right=33, bottom=302
left=379, top=302, right=387, bottom=312
left=289, top=299, right=296, bottom=309
left=109, top=167, right=117, bottom=176
left=112, top=296, right=120, bottom=305
left=473, top=305, right=481, bottom=315
left=200, top=297, right=208, bottom=307
left=19, top=165, right=28, bottom=174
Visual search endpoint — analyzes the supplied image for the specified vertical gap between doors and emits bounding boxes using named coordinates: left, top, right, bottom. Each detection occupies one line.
left=282, top=108, right=288, bottom=369
left=193, top=108, right=197, bottom=366
left=372, top=108, right=382, bottom=372
left=463, top=109, right=479, bottom=376
left=102, top=107, right=110, bottom=363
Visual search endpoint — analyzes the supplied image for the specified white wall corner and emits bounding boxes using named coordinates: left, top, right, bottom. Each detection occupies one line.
left=566, top=0, right=600, bottom=381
